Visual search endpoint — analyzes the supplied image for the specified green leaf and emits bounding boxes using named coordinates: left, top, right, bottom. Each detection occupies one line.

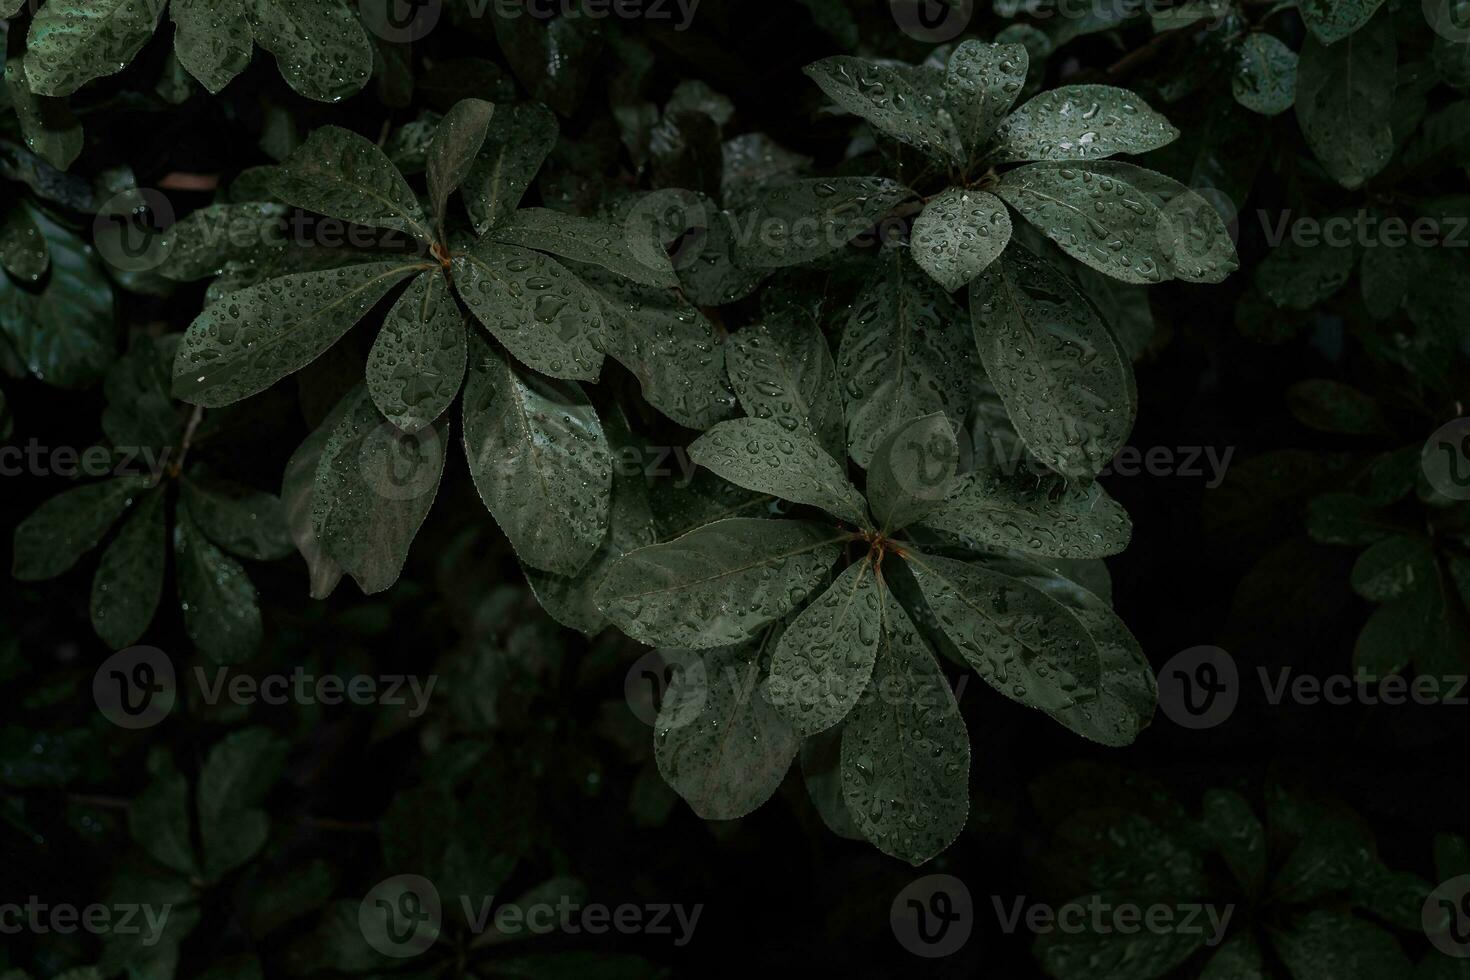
left=175, top=508, right=262, bottom=664
left=992, top=85, right=1178, bottom=163
left=731, top=177, right=912, bottom=269
left=596, top=518, right=845, bottom=649
left=181, top=474, right=293, bottom=562
left=650, top=470, right=774, bottom=541
left=840, top=588, right=969, bottom=865
left=907, top=551, right=1103, bottom=713
left=158, top=203, right=290, bottom=282
left=911, top=187, right=1012, bottom=291
left=945, top=40, right=1029, bottom=159
left=490, top=208, right=677, bottom=289
left=462, top=334, right=611, bottom=576
left=172, top=260, right=430, bottom=406
left=23, top=0, right=163, bottom=97
left=689, top=417, right=869, bottom=527
left=13, top=477, right=153, bottom=581
left=969, top=245, right=1135, bottom=478
left=766, top=559, right=883, bottom=736
left=427, top=98, right=495, bottom=237
left=865, top=414, right=958, bottom=533
left=172, top=0, right=252, bottom=95
left=1300, top=0, right=1387, bottom=45
left=803, top=57, right=960, bottom=162
left=997, top=162, right=1172, bottom=284
left=492, top=3, right=602, bottom=117
left=90, top=486, right=166, bottom=649
left=365, top=269, right=466, bottom=433
left=655, top=634, right=801, bottom=820
left=270, top=126, right=433, bottom=241
left=248, top=0, right=372, bottom=104
left=1286, top=379, right=1389, bottom=435
left=281, top=396, right=349, bottom=600
left=0, top=204, right=49, bottom=283
left=198, top=728, right=286, bottom=879
left=309, top=385, right=446, bottom=594
left=919, top=469, right=1132, bottom=558
left=837, top=251, right=972, bottom=467
left=1296, top=11, right=1396, bottom=189
left=5, top=57, right=84, bottom=171
left=1200, top=934, right=1266, bottom=980
left=465, top=101, right=559, bottom=235
left=725, top=313, right=845, bottom=461
left=1269, top=910, right=1412, bottom=980
left=451, top=240, right=604, bottom=382
left=1081, top=161, right=1239, bottom=283
left=1233, top=33, right=1298, bottom=116
left=1254, top=224, right=1354, bottom=309
left=127, top=765, right=199, bottom=876
left=1201, top=788, right=1267, bottom=895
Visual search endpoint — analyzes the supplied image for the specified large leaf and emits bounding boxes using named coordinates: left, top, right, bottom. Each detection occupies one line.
left=804, top=57, right=961, bottom=162
left=969, top=245, right=1135, bottom=478
left=731, top=177, right=912, bottom=269
left=919, top=469, right=1132, bottom=558
left=766, top=559, right=883, bottom=736
left=997, top=162, right=1171, bottom=284
left=173, top=260, right=429, bottom=406
left=596, top=518, right=846, bottom=649
left=426, top=98, right=495, bottom=237
left=270, top=127, right=434, bottom=242
left=309, top=385, right=446, bottom=594
left=907, top=551, right=1103, bottom=713
left=992, top=85, right=1178, bottom=163
left=490, top=208, right=677, bottom=289
left=462, top=334, right=611, bottom=576
left=172, top=0, right=252, bottom=95
left=1300, top=0, right=1387, bottom=44
left=248, top=0, right=373, bottom=104
left=23, top=0, right=163, bottom=97
left=174, top=509, right=262, bottom=664
left=837, top=251, right=973, bottom=467
left=451, top=240, right=604, bottom=382
left=655, top=634, right=802, bottom=820
left=1296, top=11, right=1396, bottom=189
left=945, top=40, right=1029, bottom=159
left=464, top=102, right=559, bottom=235
left=5, top=57, right=83, bottom=171
left=725, top=313, right=845, bottom=460
left=365, top=269, right=466, bottom=433
left=865, top=413, right=958, bottom=533
left=911, top=187, right=1012, bottom=291
left=90, top=487, right=167, bottom=649
left=840, top=588, right=969, bottom=865
left=13, top=476, right=152, bottom=581
left=689, top=417, right=869, bottom=527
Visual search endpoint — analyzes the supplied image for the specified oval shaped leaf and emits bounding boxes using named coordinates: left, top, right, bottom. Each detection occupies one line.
left=91, top=487, right=167, bottom=650
left=865, top=413, right=958, bottom=533
left=690, top=416, right=868, bottom=527
left=366, top=269, right=467, bottom=433
left=911, top=187, right=1012, bottom=292
left=919, top=469, right=1132, bottom=558
left=725, top=313, right=845, bottom=460
left=249, top=0, right=372, bottom=104
left=992, top=85, right=1178, bottom=163
left=24, top=0, right=163, bottom=98
left=1296, top=11, right=1396, bottom=189
left=269, top=127, right=433, bottom=242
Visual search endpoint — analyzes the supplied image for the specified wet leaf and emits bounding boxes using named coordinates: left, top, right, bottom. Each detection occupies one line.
left=865, top=413, right=958, bottom=533
left=5, top=58, right=83, bottom=171
left=1296, top=11, right=1396, bottom=189
left=172, top=0, right=252, bottom=95
left=1300, top=0, right=1387, bottom=45
left=491, top=207, right=677, bottom=289
left=945, top=40, right=1029, bottom=160
left=1233, top=33, right=1298, bottom=116
left=24, top=0, right=163, bottom=97
left=90, top=487, right=166, bottom=649
left=731, top=177, right=912, bottom=269
left=181, top=474, right=293, bottom=562
left=464, top=102, right=559, bottom=235
left=248, top=0, right=372, bottom=104
left=919, top=468, right=1132, bottom=558
left=426, top=98, right=495, bottom=236
left=725, top=313, right=845, bottom=461
left=804, top=57, right=961, bottom=162
left=175, top=508, right=262, bottom=664
left=366, top=269, right=466, bottom=433
left=13, top=476, right=153, bottom=581
left=269, top=126, right=434, bottom=242
left=690, top=416, right=869, bottom=527
left=992, top=84, right=1178, bottom=163
left=911, top=187, right=1012, bottom=292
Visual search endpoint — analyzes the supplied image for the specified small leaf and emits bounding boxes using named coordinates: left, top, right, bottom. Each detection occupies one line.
left=90, top=487, right=167, bottom=649
left=13, top=477, right=153, bottom=581
left=465, top=102, right=559, bottom=235
left=1233, top=33, right=1298, bottom=116
left=865, top=414, right=958, bottom=533
left=1300, top=0, right=1387, bottom=45
left=656, top=634, right=801, bottom=820
left=911, top=187, right=1012, bottom=291
left=172, top=0, right=252, bottom=95
left=945, top=40, right=1029, bottom=158
left=24, top=0, right=163, bottom=97
left=992, top=85, right=1178, bottom=163
left=596, top=518, right=846, bottom=649
left=173, top=261, right=430, bottom=406
left=269, top=127, right=433, bottom=242
left=731, top=177, right=912, bottom=269
left=490, top=208, right=677, bottom=289
left=919, top=469, right=1133, bottom=558
left=175, top=508, right=262, bottom=664
left=366, top=269, right=466, bottom=433
left=248, top=0, right=372, bottom=104
left=690, top=416, right=869, bottom=527
left=462, top=334, right=612, bottom=576
left=840, top=588, right=969, bottom=865
left=452, top=241, right=604, bottom=382
left=804, top=57, right=961, bottom=162
left=426, top=98, right=495, bottom=236
left=725, top=313, right=845, bottom=461
left=766, top=559, right=882, bottom=736
left=1296, top=11, right=1396, bottom=189
left=181, top=474, right=293, bottom=562
left=0, top=204, right=50, bottom=283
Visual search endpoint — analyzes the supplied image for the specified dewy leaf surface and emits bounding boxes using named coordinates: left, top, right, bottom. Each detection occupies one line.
left=840, top=588, right=969, bottom=866
left=804, top=57, right=961, bottom=162
left=426, top=98, right=495, bottom=237
left=1079, top=161, right=1239, bottom=284
left=90, top=487, right=166, bottom=650
left=865, top=413, right=958, bottom=533
left=269, top=127, right=434, bottom=242
left=1300, top=0, right=1387, bottom=44
left=992, top=85, right=1178, bottom=163
left=490, top=208, right=678, bottom=289
left=248, top=0, right=372, bottom=104
left=172, top=0, right=252, bottom=95
left=732, top=177, right=912, bottom=269
left=725, top=313, right=846, bottom=461
left=911, top=187, right=1012, bottom=292
left=1233, top=33, right=1298, bottom=116
left=595, top=518, right=846, bottom=649
left=366, top=269, right=467, bottom=434
left=945, top=40, right=1029, bottom=159
left=24, top=0, right=163, bottom=97
left=174, top=509, right=262, bottom=665
left=465, top=102, right=559, bottom=235
left=1296, top=10, right=1396, bottom=189
left=13, top=476, right=153, bottom=581
left=919, top=469, right=1133, bottom=558
left=690, top=417, right=869, bottom=528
